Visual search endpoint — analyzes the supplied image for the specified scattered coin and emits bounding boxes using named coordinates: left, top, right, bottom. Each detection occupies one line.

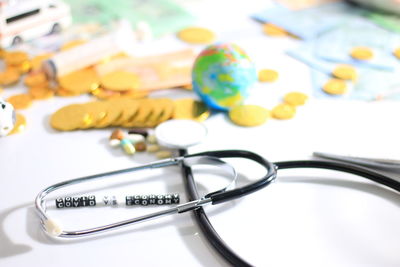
left=29, top=87, right=54, bottom=100
left=0, top=68, right=20, bottom=86
left=393, top=47, right=400, bottom=60
left=31, top=53, right=54, bottom=70
left=24, top=72, right=48, bottom=87
left=229, top=105, right=270, bottom=126
left=258, top=69, right=279, bottom=82
left=323, top=78, right=347, bottom=95
left=177, top=27, right=216, bottom=44
left=7, top=94, right=33, bottom=109
left=284, top=92, right=308, bottom=106
left=271, top=103, right=296, bottom=120
left=100, top=71, right=140, bottom=91
left=350, top=46, right=374, bottom=60
left=332, top=65, right=357, bottom=81
left=4, top=51, right=29, bottom=66
left=262, top=23, right=289, bottom=37
left=8, top=113, right=26, bottom=135
left=58, top=68, right=100, bottom=94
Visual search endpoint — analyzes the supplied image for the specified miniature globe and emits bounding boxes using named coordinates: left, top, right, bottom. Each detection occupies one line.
left=192, top=43, right=257, bottom=111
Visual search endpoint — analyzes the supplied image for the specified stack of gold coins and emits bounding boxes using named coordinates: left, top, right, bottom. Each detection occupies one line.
left=50, top=98, right=211, bottom=131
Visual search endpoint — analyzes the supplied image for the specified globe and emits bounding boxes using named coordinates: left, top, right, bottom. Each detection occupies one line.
left=192, top=43, right=257, bottom=111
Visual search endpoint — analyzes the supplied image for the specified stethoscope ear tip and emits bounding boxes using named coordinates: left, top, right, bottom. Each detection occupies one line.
left=44, top=218, right=63, bottom=237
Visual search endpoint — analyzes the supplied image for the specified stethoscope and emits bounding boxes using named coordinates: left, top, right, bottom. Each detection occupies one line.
left=35, top=120, right=400, bottom=266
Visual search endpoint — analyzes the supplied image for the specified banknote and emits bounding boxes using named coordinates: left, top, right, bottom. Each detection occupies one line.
left=288, top=43, right=400, bottom=100
left=274, top=0, right=340, bottom=10
left=252, top=2, right=364, bottom=39
left=65, top=0, right=194, bottom=37
left=363, top=10, right=400, bottom=34
left=312, top=68, right=400, bottom=101
left=313, top=18, right=400, bottom=71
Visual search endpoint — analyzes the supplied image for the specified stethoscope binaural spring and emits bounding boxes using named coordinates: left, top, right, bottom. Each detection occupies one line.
left=35, top=150, right=276, bottom=238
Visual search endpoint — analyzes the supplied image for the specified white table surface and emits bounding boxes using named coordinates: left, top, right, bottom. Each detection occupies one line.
left=1, top=1, right=400, bottom=266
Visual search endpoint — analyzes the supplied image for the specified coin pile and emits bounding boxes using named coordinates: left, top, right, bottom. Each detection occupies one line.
left=50, top=98, right=210, bottom=131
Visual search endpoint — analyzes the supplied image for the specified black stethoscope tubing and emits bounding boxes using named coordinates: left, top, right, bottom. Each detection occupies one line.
left=180, top=149, right=400, bottom=267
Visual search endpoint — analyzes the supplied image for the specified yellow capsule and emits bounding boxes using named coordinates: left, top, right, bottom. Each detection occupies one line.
left=258, top=69, right=279, bottom=83
left=177, top=27, right=216, bottom=44
left=229, top=105, right=270, bottom=127
left=121, top=139, right=136, bottom=155
left=332, top=65, right=357, bottom=81
left=283, top=92, right=308, bottom=106
left=8, top=113, right=26, bottom=135
left=350, top=46, right=374, bottom=60
left=323, top=79, right=347, bottom=95
left=271, top=104, right=296, bottom=120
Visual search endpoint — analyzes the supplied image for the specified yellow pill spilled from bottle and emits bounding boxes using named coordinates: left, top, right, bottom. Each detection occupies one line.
left=283, top=92, right=308, bottom=106
left=271, top=104, right=296, bottom=120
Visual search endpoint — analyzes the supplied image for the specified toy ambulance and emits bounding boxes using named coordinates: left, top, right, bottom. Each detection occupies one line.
left=0, top=0, right=71, bottom=47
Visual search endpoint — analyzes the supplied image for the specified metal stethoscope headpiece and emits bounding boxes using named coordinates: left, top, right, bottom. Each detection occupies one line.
left=35, top=150, right=276, bottom=238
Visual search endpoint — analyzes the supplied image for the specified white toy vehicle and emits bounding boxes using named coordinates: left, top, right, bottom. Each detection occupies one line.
left=0, top=0, right=72, bottom=47
left=0, top=98, right=16, bottom=137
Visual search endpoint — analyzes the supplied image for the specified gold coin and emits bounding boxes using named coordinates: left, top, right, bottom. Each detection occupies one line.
left=284, top=92, right=308, bottom=106
left=50, top=104, right=89, bottom=131
left=95, top=101, right=122, bottom=128
left=110, top=98, right=140, bottom=126
left=8, top=113, right=26, bottom=135
left=145, top=98, right=174, bottom=127
left=323, top=79, right=347, bottom=95
left=18, top=60, right=32, bottom=74
left=100, top=71, right=140, bottom=92
left=91, top=88, right=121, bottom=99
left=81, top=102, right=109, bottom=129
left=393, top=47, right=400, bottom=60
left=177, top=27, right=216, bottom=44
left=173, top=98, right=210, bottom=121
left=55, top=87, right=81, bottom=97
left=258, top=69, right=279, bottom=82
left=271, top=104, right=296, bottom=120
left=181, top=84, right=192, bottom=90
left=58, top=68, right=100, bottom=94
left=4, top=51, right=29, bottom=66
left=31, top=53, right=53, bottom=70
left=7, top=94, right=33, bottom=109
left=332, top=65, right=357, bottom=81
left=123, top=99, right=154, bottom=128
left=24, top=72, right=48, bottom=87
left=155, top=98, right=175, bottom=125
left=60, top=39, right=87, bottom=51
left=350, top=46, right=374, bottom=60
left=29, top=86, right=54, bottom=100
left=0, top=68, right=20, bottom=86
left=262, top=23, right=289, bottom=37
left=229, top=105, right=270, bottom=127
left=120, top=89, right=149, bottom=99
